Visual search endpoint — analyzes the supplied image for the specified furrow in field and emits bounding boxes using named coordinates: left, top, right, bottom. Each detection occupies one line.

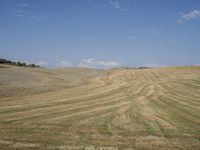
left=0, top=88, right=127, bottom=121
left=0, top=79, right=125, bottom=110
left=0, top=73, right=133, bottom=123
left=0, top=82, right=126, bottom=114
left=161, top=82, right=200, bottom=101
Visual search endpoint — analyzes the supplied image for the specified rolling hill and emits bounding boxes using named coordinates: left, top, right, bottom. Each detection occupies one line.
left=0, top=64, right=199, bottom=149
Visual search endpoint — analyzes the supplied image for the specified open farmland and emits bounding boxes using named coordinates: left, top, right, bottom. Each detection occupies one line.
left=0, top=65, right=200, bottom=149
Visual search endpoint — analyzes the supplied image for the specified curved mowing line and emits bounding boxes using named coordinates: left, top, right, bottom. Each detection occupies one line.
left=0, top=67, right=200, bottom=149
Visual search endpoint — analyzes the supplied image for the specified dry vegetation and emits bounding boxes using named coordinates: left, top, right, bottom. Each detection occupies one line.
left=0, top=64, right=200, bottom=149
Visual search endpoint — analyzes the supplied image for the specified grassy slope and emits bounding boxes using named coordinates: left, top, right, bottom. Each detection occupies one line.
left=0, top=65, right=199, bottom=149
left=0, top=64, right=103, bottom=98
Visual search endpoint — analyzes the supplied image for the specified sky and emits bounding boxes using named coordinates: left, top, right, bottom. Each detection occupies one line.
left=0, top=0, right=200, bottom=68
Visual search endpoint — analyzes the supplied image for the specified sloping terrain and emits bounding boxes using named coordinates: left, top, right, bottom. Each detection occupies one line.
left=0, top=64, right=103, bottom=97
left=0, top=65, right=200, bottom=149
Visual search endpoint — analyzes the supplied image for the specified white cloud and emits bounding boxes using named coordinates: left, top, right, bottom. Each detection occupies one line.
left=178, top=19, right=183, bottom=23
left=151, top=27, right=159, bottom=36
left=86, top=0, right=131, bottom=11
left=143, top=63, right=162, bottom=68
left=30, top=15, right=46, bottom=22
left=87, top=0, right=93, bottom=4
left=180, top=10, right=200, bottom=22
left=36, top=61, right=48, bottom=67
left=110, top=0, right=120, bottom=9
left=54, top=61, right=73, bottom=68
left=22, top=60, right=29, bottom=64
left=152, top=29, right=157, bottom=34
left=109, top=0, right=130, bottom=11
left=20, top=3, right=29, bottom=7
left=11, top=8, right=46, bottom=22
left=11, top=9, right=27, bottom=17
left=170, top=38, right=175, bottom=43
left=117, top=34, right=135, bottom=40
left=145, top=26, right=160, bottom=37
left=78, top=58, right=120, bottom=69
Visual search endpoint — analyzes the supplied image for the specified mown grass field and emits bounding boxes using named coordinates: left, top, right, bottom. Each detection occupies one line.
left=0, top=65, right=200, bottom=149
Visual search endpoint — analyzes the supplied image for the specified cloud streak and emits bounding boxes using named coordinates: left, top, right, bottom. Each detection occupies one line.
left=143, top=63, right=162, bottom=68
left=20, top=3, right=29, bottom=7
left=110, top=0, right=120, bottom=9
left=11, top=9, right=28, bottom=17
left=30, top=15, right=47, bottom=22
left=117, top=34, right=135, bottom=40
left=54, top=61, right=73, bottom=68
left=79, top=58, right=120, bottom=69
left=25, top=59, right=121, bottom=69
left=109, top=0, right=131, bottom=11
left=36, top=61, right=48, bottom=67
left=11, top=3, right=46, bottom=23
left=179, top=10, right=200, bottom=22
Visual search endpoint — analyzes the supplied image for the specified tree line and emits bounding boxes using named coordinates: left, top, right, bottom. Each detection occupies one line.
left=0, top=58, right=42, bottom=68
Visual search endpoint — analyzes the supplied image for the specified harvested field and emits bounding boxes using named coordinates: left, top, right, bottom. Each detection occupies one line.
left=0, top=65, right=200, bottom=149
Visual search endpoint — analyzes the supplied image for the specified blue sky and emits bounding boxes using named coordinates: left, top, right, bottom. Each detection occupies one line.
left=0, top=0, right=200, bottom=68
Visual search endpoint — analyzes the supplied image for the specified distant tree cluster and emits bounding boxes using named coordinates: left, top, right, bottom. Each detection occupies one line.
left=0, top=58, right=42, bottom=68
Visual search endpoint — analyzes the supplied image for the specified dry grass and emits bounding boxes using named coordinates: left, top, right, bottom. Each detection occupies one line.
left=0, top=65, right=200, bottom=149
left=0, top=65, right=102, bottom=98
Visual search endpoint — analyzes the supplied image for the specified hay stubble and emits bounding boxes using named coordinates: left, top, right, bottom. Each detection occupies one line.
left=0, top=66, right=200, bottom=149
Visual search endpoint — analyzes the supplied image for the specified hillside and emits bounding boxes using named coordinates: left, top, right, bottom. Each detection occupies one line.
left=0, top=66, right=200, bottom=149
left=0, top=64, right=103, bottom=98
